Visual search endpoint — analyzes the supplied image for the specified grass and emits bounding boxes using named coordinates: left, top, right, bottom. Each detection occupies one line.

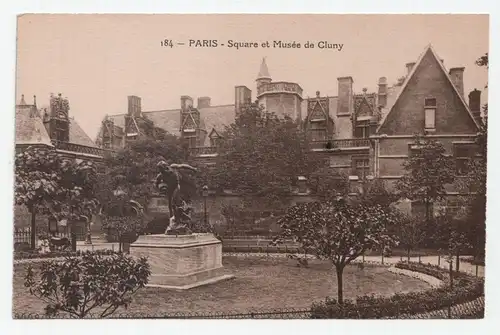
left=13, top=256, right=430, bottom=317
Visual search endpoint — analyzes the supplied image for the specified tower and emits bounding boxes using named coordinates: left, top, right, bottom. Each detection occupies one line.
left=46, top=93, right=70, bottom=142
left=255, top=57, right=303, bottom=120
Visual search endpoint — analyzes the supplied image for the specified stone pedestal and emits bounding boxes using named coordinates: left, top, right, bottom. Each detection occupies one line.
left=130, top=233, right=234, bottom=290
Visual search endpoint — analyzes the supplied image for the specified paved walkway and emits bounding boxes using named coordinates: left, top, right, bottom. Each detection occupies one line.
left=75, top=241, right=485, bottom=277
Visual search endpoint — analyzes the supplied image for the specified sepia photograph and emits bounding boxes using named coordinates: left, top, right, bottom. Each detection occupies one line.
left=12, top=14, right=488, bottom=319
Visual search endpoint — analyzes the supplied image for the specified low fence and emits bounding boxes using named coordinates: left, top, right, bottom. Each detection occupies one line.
left=13, top=297, right=484, bottom=319
left=14, top=227, right=33, bottom=245
left=14, top=227, right=79, bottom=252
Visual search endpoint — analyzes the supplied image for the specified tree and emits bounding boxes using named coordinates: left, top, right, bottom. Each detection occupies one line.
left=211, top=101, right=320, bottom=211
left=99, top=189, right=146, bottom=252
left=453, top=52, right=488, bottom=259
left=15, top=146, right=99, bottom=249
left=100, top=135, right=190, bottom=209
left=24, top=253, right=151, bottom=318
left=308, top=167, right=349, bottom=201
left=395, top=135, right=455, bottom=223
left=273, top=199, right=399, bottom=304
left=397, top=214, right=425, bottom=261
left=358, top=178, right=399, bottom=209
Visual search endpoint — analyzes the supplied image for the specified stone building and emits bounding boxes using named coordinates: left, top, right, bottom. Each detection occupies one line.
left=15, top=93, right=109, bottom=161
left=14, top=93, right=108, bottom=239
left=95, top=44, right=484, bottom=219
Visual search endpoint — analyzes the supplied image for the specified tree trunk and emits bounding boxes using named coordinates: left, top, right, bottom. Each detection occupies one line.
left=335, top=265, right=344, bottom=304
left=455, top=249, right=460, bottom=272
left=425, top=200, right=431, bottom=224
left=407, top=248, right=411, bottom=262
left=449, top=261, right=454, bottom=289
left=30, top=206, right=36, bottom=250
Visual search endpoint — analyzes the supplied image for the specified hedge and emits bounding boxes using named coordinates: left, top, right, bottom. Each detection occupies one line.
left=14, top=249, right=120, bottom=261
left=310, top=261, right=484, bottom=319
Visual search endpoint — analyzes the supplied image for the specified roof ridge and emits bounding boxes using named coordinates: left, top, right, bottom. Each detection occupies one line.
left=376, top=45, right=479, bottom=133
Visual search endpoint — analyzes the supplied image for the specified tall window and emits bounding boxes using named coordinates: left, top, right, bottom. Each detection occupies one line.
left=354, top=121, right=370, bottom=138
left=185, top=136, right=197, bottom=148
left=424, top=98, right=437, bottom=131
left=454, top=143, right=475, bottom=175
left=311, top=129, right=327, bottom=141
left=309, top=120, right=327, bottom=141
left=352, top=156, right=370, bottom=179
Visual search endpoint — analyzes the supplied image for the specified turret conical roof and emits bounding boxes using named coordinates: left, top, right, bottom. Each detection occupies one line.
left=256, top=57, right=271, bottom=80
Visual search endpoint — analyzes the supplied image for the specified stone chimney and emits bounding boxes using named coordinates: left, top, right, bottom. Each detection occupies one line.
left=406, top=62, right=416, bottom=75
left=449, top=67, right=465, bottom=98
left=337, top=77, right=353, bottom=115
left=235, top=86, right=252, bottom=115
left=197, top=96, right=211, bottom=109
left=378, top=77, right=388, bottom=108
left=127, top=95, right=142, bottom=117
left=468, top=89, right=482, bottom=124
left=181, top=95, right=194, bottom=111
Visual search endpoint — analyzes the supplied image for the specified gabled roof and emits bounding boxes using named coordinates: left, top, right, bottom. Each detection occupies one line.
left=15, top=105, right=53, bottom=146
left=181, top=111, right=199, bottom=130
left=208, top=128, right=222, bottom=138
left=307, top=98, right=329, bottom=121
left=354, top=93, right=377, bottom=118
left=376, top=44, right=480, bottom=133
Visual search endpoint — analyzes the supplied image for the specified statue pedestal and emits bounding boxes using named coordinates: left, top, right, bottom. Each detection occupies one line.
left=130, top=233, right=234, bottom=290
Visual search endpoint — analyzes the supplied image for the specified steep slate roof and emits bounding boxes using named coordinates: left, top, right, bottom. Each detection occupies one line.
left=381, top=85, right=402, bottom=120
left=108, top=104, right=237, bottom=138
left=376, top=44, right=480, bottom=133
left=68, top=118, right=98, bottom=147
left=142, top=109, right=181, bottom=134
left=201, top=104, right=236, bottom=134
left=15, top=105, right=53, bottom=146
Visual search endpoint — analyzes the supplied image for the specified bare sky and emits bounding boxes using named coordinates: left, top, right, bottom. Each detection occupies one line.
left=16, top=14, right=489, bottom=140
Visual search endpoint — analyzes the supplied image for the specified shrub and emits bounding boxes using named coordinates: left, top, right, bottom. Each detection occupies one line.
left=311, top=261, right=484, bottom=319
left=24, top=252, right=151, bottom=318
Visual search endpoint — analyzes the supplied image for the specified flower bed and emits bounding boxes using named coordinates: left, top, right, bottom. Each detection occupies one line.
left=14, top=249, right=119, bottom=261
left=310, top=261, right=484, bottom=319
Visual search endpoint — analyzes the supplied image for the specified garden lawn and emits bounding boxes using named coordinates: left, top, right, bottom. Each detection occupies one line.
left=13, top=255, right=430, bottom=317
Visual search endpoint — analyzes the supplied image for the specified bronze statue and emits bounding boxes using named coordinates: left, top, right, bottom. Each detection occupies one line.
left=155, top=160, right=198, bottom=235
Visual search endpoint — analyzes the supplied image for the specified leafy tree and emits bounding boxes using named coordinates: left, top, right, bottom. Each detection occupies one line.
left=475, top=52, right=488, bottom=72
left=99, top=190, right=146, bottom=251
left=358, top=178, right=399, bottom=209
left=396, top=214, right=425, bottom=261
left=24, top=253, right=151, bottom=318
left=273, top=199, right=399, bottom=304
left=211, top=101, right=320, bottom=211
left=15, top=146, right=99, bottom=249
left=308, top=167, right=349, bottom=201
left=395, top=135, right=455, bottom=223
left=452, top=52, right=488, bottom=259
left=99, top=135, right=199, bottom=212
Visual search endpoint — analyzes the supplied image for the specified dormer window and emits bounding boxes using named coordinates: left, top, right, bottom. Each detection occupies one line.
left=210, top=137, right=219, bottom=147
left=354, top=120, right=370, bottom=138
left=424, top=98, right=437, bottom=131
